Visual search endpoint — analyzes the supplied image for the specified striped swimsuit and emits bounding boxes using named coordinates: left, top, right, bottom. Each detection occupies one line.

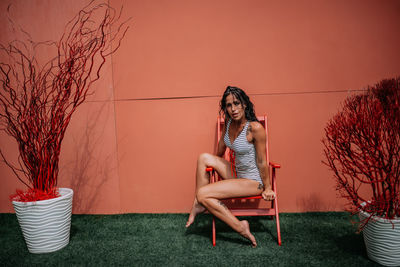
left=223, top=119, right=263, bottom=184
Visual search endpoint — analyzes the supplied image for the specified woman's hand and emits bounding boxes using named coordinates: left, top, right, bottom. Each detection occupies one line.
left=262, top=188, right=275, bottom=201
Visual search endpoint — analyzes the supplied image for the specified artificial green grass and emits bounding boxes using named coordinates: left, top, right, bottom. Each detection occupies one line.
left=0, top=212, right=379, bottom=266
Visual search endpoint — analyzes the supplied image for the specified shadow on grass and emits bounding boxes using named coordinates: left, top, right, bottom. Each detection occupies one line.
left=184, top=214, right=212, bottom=238
left=184, top=214, right=277, bottom=246
left=335, top=233, right=368, bottom=258
left=279, top=212, right=371, bottom=264
left=70, top=224, right=79, bottom=239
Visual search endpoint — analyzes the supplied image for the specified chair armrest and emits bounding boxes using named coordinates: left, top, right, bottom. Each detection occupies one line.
left=269, top=162, right=281, bottom=168
left=206, top=167, right=214, bottom=172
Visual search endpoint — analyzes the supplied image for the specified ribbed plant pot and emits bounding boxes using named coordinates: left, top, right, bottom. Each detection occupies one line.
left=359, top=206, right=400, bottom=266
left=12, top=188, right=73, bottom=254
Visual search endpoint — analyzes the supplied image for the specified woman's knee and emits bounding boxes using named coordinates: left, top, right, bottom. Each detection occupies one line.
left=196, top=186, right=209, bottom=205
left=197, top=153, right=214, bottom=166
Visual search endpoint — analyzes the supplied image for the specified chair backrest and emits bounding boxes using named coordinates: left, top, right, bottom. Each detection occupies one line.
left=217, top=115, right=270, bottom=164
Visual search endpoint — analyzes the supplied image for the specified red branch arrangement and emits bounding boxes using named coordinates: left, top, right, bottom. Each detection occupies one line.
left=322, top=78, right=400, bottom=227
left=0, top=2, right=128, bottom=202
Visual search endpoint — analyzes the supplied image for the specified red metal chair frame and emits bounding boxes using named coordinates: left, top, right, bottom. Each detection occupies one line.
left=206, top=115, right=282, bottom=246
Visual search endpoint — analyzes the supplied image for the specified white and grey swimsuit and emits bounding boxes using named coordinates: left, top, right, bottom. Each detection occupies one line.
left=223, top=119, right=263, bottom=185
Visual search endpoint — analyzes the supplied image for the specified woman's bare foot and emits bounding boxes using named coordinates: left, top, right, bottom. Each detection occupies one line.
left=185, top=199, right=206, bottom=228
left=239, top=220, right=257, bottom=247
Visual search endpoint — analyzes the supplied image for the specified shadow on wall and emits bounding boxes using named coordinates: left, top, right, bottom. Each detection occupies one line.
left=296, top=192, right=334, bottom=212
left=60, top=102, right=116, bottom=214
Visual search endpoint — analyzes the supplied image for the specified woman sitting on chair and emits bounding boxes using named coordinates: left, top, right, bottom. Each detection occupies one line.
left=186, top=86, right=275, bottom=247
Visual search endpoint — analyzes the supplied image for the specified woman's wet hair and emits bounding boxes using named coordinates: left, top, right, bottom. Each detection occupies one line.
left=219, top=86, right=258, bottom=122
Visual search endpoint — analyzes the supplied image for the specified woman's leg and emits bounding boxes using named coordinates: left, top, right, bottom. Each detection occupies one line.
left=197, top=178, right=263, bottom=247
left=186, top=153, right=234, bottom=228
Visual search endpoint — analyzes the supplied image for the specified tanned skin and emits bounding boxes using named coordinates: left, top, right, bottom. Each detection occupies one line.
left=186, top=94, right=275, bottom=247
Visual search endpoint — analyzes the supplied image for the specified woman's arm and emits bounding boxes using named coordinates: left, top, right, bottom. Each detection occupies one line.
left=250, top=122, right=275, bottom=200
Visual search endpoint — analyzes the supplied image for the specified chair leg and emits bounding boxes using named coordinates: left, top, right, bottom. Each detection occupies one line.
left=274, top=198, right=282, bottom=246
left=212, top=216, right=216, bottom=246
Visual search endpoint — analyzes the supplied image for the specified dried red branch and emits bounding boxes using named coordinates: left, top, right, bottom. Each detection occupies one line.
left=322, top=78, right=400, bottom=227
left=0, top=2, right=129, bottom=201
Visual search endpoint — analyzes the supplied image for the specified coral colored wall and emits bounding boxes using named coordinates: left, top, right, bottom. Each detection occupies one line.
left=1, top=0, right=399, bottom=214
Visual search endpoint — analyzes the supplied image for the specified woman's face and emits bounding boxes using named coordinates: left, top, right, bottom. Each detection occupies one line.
left=225, top=94, right=246, bottom=121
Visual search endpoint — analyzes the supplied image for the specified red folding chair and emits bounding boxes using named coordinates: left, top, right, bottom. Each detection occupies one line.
left=206, top=115, right=282, bottom=246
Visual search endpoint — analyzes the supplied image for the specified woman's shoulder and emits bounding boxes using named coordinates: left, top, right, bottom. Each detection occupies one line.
left=249, top=121, right=263, bottom=131
left=248, top=121, right=266, bottom=139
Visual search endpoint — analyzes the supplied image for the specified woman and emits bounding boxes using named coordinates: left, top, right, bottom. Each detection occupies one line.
left=186, top=86, right=275, bottom=247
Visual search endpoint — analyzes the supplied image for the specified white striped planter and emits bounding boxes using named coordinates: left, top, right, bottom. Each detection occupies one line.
left=12, top=188, right=73, bottom=254
left=359, top=207, right=400, bottom=266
